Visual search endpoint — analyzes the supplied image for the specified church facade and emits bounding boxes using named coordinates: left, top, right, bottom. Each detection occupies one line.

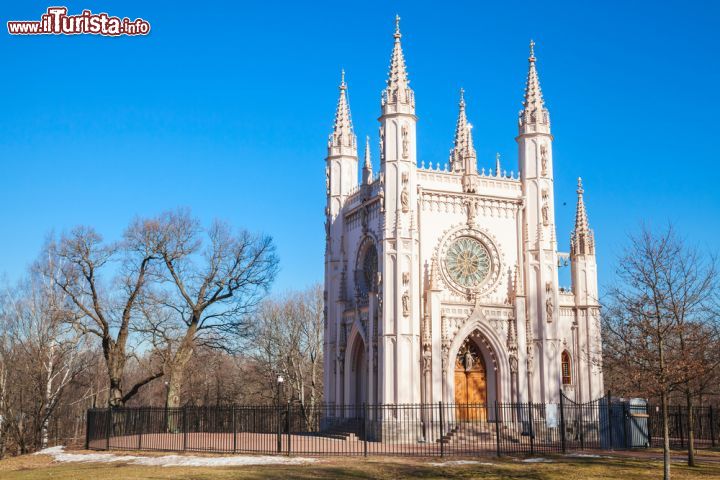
left=323, top=18, right=603, bottom=411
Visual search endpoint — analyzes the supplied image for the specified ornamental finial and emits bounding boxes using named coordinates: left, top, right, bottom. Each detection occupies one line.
left=340, top=69, right=346, bottom=90
left=577, top=176, right=584, bottom=195
left=459, top=87, right=465, bottom=106
left=395, top=14, right=401, bottom=38
left=529, top=39, right=536, bottom=61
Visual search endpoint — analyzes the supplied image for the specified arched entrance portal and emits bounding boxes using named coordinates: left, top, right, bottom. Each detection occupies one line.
left=351, top=337, right=367, bottom=407
left=454, top=338, right=487, bottom=420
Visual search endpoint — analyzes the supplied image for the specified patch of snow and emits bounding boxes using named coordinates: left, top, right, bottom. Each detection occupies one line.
left=567, top=453, right=602, bottom=458
left=429, top=460, right=495, bottom=466
left=35, top=446, right=317, bottom=467
left=522, top=457, right=553, bottom=463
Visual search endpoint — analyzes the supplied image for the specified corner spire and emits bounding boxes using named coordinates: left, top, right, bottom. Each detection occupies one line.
left=450, top=88, right=477, bottom=174
left=571, top=177, right=595, bottom=256
left=362, top=135, right=373, bottom=184
left=328, top=69, right=357, bottom=156
left=495, top=152, right=502, bottom=177
left=519, top=40, right=550, bottom=134
left=382, top=15, right=414, bottom=114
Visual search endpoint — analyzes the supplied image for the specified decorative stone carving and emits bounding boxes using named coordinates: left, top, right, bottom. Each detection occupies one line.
left=509, top=354, right=518, bottom=373
left=540, top=144, right=548, bottom=177
left=542, top=202, right=549, bottom=226
left=402, top=290, right=410, bottom=317
left=379, top=127, right=385, bottom=162
left=402, top=271, right=410, bottom=286
left=546, top=295, right=554, bottom=322
left=436, top=225, right=503, bottom=299
left=401, top=124, right=409, bottom=158
left=464, top=199, right=476, bottom=226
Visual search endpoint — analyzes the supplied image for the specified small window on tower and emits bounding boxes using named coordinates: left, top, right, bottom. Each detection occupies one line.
left=561, top=351, right=572, bottom=385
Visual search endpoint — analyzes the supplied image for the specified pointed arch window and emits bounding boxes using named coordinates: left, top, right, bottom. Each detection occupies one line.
left=561, top=351, right=572, bottom=385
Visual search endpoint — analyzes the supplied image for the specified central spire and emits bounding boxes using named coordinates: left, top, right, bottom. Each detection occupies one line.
left=362, top=135, right=373, bottom=184
left=450, top=88, right=477, bottom=174
left=571, top=178, right=595, bottom=256
left=382, top=15, right=414, bottom=114
left=328, top=69, right=357, bottom=155
left=519, top=40, right=550, bottom=134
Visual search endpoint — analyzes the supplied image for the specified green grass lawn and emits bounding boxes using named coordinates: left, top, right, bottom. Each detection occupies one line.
left=1, top=450, right=719, bottom=479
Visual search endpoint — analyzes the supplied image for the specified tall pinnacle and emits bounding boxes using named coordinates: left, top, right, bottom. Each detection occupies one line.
left=449, top=88, right=477, bottom=173
left=362, top=135, right=373, bottom=184
left=571, top=177, right=595, bottom=256
left=328, top=69, right=357, bottom=155
left=519, top=40, right=550, bottom=133
left=382, top=15, right=414, bottom=113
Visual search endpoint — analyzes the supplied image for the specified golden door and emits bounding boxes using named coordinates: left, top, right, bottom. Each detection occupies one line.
left=454, top=345, right=487, bottom=421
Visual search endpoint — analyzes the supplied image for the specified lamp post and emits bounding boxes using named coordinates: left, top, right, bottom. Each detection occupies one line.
left=276, top=375, right=284, bottom=453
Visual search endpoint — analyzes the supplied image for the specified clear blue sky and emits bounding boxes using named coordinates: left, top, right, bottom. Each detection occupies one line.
left=1, top=1, right=718, bottom=294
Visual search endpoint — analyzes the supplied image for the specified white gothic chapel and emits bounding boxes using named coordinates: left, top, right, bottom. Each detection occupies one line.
left=323, top=18, right=603, bottom=412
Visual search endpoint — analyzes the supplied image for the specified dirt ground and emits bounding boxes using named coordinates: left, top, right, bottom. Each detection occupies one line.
left=1, top=448, right=719, bottom=479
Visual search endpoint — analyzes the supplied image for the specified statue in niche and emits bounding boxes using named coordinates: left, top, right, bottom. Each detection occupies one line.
left=509, top=355, right=518, bottom=373
left=422, top=343, right=432, bottom=373
left=401, top=124, right=409, bottom=158
left=402, top=271, right=410, bottom=286
left=540, top=144, right=548, bottom=176
left=402, top=290, right=410, bottom=317
left=465, top=200, right=476, bottom=226
left=546, top=295, right=554, bottom=322
left=360, top=205, right=368, bottom=231
left=463, top=348, right=475, bottom=372
left=379, top=128, right=385, bottom=162
left=542, top=203, right=549, bottom=226
left=400, top=186, right=409, bottom=213
left=325, top=166, right=330, bottom=194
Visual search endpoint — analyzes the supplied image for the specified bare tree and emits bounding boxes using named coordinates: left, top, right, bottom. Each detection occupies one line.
left=603, top=225, right=718, bottom=479
left=143, top=210, right=278, bottom=408
left=0, top=260, right=89, bottom=452
left=46, top=225, right=164, bottom=407
left=249, top=285, right=324, bottom=425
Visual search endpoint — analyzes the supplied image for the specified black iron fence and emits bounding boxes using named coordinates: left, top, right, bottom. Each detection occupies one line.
left=86, top=395, right=719, bottom=456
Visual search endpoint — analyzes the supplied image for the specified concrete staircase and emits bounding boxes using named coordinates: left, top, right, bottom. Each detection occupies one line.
left=437, top=422, right=495, bottom=444
left=320, top=419, right=362, bottom=441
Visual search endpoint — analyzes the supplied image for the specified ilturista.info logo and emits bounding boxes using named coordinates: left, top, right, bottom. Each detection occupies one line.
left=7, top=7, right=150, bottom=36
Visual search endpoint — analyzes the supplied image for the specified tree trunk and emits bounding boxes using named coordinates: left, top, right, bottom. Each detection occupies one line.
left=105, top=344, right=126, bottom=408
left=40, top=344, right=55, bottom=449
left=165, top=333, right=196, bottom=409
left=686, top=391, right=696, bottom=467
left=662, top=391, right=671, bottom=480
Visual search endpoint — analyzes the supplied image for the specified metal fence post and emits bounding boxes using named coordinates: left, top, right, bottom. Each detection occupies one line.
left=106, top=409, right=111, bottom=451
left=710, top=406, right=716, bottom=448
left=559, top=391, right=566, bottom=454
left=276, top=403, right=282, bottom=453
left=85, top=410, right=91, bottom=450
left=232, top=405, right=237, bottom=453
left=138, top=409, right=143, bottom=450
left=286, top=401, right=291, bottom=455
left=183, top=407, right=188, bottom=451
left=528, top=402, right=535, bottom=456
left=606, top=391, right=613, bottom=450
left=678, top=405, right=684, bottom=448
left=622, top=402, right=629, bottom=448
left=439, top=401, right=444, bottom=457
left=645, top=403, right=653, bottom=448
left=494, top=401, right=501, bottom=457
left=363, top=403, right=368, bottom=457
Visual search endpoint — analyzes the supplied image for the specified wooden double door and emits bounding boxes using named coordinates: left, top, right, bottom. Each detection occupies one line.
left=454, top=341, right=487, bottom=421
